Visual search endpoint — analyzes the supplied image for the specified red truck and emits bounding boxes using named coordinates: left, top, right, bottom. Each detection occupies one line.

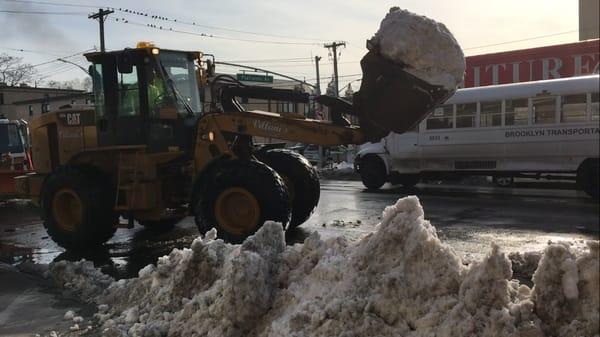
left=0, top=118, right=31, bottom=199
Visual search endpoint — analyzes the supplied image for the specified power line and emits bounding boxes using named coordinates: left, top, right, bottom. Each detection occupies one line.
left=0, top=9, right=86, bottom=14
left=463, top=30, right=580, bottom=51
left=0, top=0, right=98, bottom=8
left=0, top=0, right=327, bottom=42
left=113, top=7, right=325, bottom=42
left=110, top=17, right=322, bottom=46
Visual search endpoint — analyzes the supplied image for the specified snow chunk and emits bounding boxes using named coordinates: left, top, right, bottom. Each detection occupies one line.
left=63, top=310, right=75, bottom=320
left=370, top=7, right=465, bottom=90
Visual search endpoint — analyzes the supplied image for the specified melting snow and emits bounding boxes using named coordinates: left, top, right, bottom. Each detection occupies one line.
left=45, top=197, right=598, bottom=337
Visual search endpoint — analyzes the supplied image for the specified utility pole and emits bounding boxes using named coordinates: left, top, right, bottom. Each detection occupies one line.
left=314, top=56, right=322, bottom=94
left=324, top=41, right=346, bottom=97
left=89, top=8, right=114, bottom=53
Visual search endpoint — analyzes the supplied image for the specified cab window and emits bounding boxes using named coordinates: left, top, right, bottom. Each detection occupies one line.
left=0, top=124, right=23, bottom=154
left=117, top=66, right=140, bottom=116
left=91, top=63, right=105, bottom=117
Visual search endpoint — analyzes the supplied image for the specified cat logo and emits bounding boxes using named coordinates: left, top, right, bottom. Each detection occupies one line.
left=65, top=113, right=81, bottom=126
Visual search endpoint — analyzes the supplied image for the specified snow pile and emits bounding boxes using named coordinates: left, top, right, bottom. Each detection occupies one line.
left=47, top=196, right=599, bottom=337
left=532, top=241, right=600, bottom=337
left=370, top=7, right=465, bottom=89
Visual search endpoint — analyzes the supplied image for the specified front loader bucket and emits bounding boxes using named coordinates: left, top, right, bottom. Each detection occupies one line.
left=353, top=51, right=454, bottom=142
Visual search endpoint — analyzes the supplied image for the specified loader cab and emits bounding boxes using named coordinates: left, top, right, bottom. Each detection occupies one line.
left=85, top=45, right=203, bottom=152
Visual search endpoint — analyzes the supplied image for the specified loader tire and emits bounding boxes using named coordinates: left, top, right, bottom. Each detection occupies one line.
left=192, top=159, right=291, bottom=243
left=41, top=166, right=117, bottom=250
left=256, top=149, right=320, bottom=229
left=358, top=155, right=387, bottom=190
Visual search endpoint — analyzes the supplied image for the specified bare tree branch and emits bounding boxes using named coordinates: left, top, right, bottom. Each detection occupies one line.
left=0, top=53, right=37, bottom=86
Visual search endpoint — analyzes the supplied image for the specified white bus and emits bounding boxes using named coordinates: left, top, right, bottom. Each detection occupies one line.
left=355, top=75, right=599, bottom=197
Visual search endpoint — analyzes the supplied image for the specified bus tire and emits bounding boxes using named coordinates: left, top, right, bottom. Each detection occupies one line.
left=577, top=159, right=599, bottom=198
left=192, top=159, right=291, bottom=243
left=41, top=166, right=117, bottom=250
left=256, top=149, right=320, bottom=229
left=358, top=155, right=387, bottom=190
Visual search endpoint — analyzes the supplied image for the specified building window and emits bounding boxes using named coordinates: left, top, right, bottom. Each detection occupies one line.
left=276, top=101, right=296, bottom=113
left=426, top=105, right=453, bottom=129
left=505, top=98, right=528, bottom=126
left=0, top=93, right=4, bottom=105
left=41, top=103, right=50, bottom=114
left=71, top=99, right=76, bottom=105
left=28, top=105, right=33, bottom=116
left=456, top=103, right=477, bottom=128
left=480, top=101, right=502, bottom=127
left=560, top=94, right=587, bottom=123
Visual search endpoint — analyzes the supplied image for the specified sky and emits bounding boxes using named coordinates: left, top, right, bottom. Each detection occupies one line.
left=0, top=0, right=581, bottom=90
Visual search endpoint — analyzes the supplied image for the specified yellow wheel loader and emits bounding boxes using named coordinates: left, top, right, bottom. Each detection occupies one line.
left=15, top=43, right=452, bottom=249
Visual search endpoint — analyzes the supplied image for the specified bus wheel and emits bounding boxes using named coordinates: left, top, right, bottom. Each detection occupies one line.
left=577, top=159, right=599, bottom=198
left=358, top=155, right=387, bottom=190
left=256, top=149, right=320, bottom=229
left=192, top=159, right=291, bottom=243
left=493, top=176, right=514, bottom=187
left=41, top=166, right=117, bottom=250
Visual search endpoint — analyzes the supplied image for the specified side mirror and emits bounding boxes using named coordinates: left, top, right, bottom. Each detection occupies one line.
left=117, top=55, right=133, bottom=74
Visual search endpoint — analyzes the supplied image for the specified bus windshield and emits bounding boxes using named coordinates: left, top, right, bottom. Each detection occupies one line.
left=0, top=124, right=24, bottom=154
left=157, top=51, right=202, bottom=114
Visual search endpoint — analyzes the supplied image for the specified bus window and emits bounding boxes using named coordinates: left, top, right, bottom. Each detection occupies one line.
left=480, top=101, right=502, bottom=127
left=456, top=103, right=476, bottom=128
left=592, top=92, right=599, bottom=121
left=532, top=96, right=556, bottom=124
left=426, top=105, right=453, bottom=129
left=560, top=94, right=587, bottom=123
left=505, top=98, right=528, bottom=125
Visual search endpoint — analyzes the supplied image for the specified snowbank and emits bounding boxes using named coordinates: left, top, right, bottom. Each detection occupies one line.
left=46, top=197, right=598, bottom=337
left=370, top=7, right=465, bottom=90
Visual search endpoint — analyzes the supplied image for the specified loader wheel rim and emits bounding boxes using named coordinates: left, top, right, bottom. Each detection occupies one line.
left=52, top=188, right=83, bottom=232
left=215, top=187, right=260, bottom=235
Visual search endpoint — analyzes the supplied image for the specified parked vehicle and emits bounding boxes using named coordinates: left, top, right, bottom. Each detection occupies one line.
left=0, top=119, right=31, bottom=199
left=355, top=75, right=599, bottom=197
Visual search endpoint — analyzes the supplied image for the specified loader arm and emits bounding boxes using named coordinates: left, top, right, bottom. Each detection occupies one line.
left=194, top=111, right=366, bottom=172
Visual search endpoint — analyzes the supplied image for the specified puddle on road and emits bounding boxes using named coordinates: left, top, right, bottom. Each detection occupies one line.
left=0, top=240, right=64, bottom=265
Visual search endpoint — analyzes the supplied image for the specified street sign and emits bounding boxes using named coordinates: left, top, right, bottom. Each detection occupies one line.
left=236, top=73, right=274, bottom=83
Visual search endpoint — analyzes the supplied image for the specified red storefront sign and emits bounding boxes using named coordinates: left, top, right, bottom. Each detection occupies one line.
left=464, top=39, right=600, bottom=87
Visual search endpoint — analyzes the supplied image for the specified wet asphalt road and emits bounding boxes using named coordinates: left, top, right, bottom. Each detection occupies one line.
left=0, top=179, right=598, bottom=279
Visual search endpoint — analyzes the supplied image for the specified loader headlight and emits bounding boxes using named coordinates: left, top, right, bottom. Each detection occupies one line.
left=151, top=48, right=160, bottom=55
left=208, top=131, right=215, bottom=142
